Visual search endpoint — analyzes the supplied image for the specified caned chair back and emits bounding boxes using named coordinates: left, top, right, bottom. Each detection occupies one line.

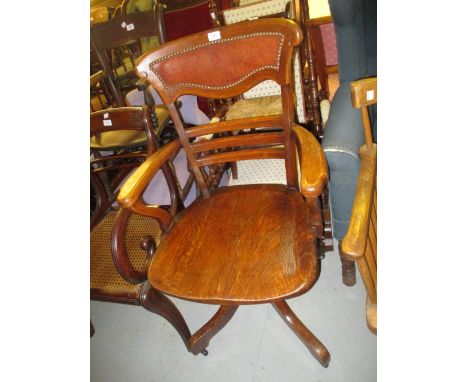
left=135, top=19, right=303, bottom=197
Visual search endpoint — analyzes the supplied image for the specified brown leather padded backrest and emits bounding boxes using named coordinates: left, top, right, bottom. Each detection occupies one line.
left=135, top=19, right=303, bottom=197
left=135, top=18, right=302, bottom=103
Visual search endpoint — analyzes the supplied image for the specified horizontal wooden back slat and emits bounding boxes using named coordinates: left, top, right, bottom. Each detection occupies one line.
left=90, top=106, right=158, bottom=157
left=196, top=147, right=285, bottom=167
left=185, top=115, right=283, bottom=138
left=91, top=7, right=164, bottom=51
left=91, top=107, right=148, bottom=135
left=191, top=132, right=284, bottom=153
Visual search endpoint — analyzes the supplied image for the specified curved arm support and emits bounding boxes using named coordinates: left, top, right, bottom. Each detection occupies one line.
left=292, top=124, right=328, bottom=198
left=111, top=208, right=147, bottom=284
left=118, top=138, right=182, bottom=209
left=130, top=199, right=174, bottom=231
left=341, top=144, right=376, bottom=260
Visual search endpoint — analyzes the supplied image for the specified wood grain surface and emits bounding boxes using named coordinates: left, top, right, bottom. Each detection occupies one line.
left=148, top=184, right=319, bottom=304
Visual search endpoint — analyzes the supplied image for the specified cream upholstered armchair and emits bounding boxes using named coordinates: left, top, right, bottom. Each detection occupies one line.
left=321, top=0, right=377, bottom=285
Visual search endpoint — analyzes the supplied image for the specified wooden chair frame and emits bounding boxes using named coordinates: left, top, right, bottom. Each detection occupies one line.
left=115, top=19, right=331, bottom=366
left=90, top=4, right=167, bottom=107
left=90, top=70, right=113, bottom=112
left=341, top=77, right=377, bottom=334
left=219, top=0, right=324, bottom=138
left=91, top=106, right=185, bottom=304
left=306, top=15, right=336, bottom=102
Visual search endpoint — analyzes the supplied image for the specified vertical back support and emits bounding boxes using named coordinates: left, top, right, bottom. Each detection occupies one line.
left=135, top=19, right=303, bottom=197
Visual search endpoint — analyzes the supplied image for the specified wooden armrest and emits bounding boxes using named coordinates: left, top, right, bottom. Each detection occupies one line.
left=90, top=70, right=105, bottom=87
left=341, top=144, right=377, bottom=260
left=118, top=138, right=182, bottom=209
left=292, top=125, right=328, bottom=198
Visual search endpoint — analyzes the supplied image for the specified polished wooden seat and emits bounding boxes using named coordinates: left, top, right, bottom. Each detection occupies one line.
left=150, top=184, right=318, bottom=303
left=116, top=19, right=330, bottom=366
left=341, top=77, right=377, bottom=334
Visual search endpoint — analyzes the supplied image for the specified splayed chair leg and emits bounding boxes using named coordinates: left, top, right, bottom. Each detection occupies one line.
left=140, top=283, right=192, bottom=351
left=189, top=305, right=239, bottom=355
left=273, top=300, right=330, bottom=367
left=339, top=242, right=356, bottom=286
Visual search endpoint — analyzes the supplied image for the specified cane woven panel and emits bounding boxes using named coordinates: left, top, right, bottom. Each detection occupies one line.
left=225, top=95, right=282, bottom=120
left=223, top=0, right=306, bottom=123
left=90, top=210, right=162, bottom=300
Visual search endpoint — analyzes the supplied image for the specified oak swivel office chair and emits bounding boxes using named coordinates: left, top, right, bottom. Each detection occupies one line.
left=116, top=19, right=331, bottom=366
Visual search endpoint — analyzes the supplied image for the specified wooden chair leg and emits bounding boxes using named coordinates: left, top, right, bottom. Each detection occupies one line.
left=320, top=187, right=334, bottom=253
left=273, top=300, right=330, bottom=368
left=90, top=320, right=95, bottom=337
left=189, top=305, right=239, bottom=355
left=230, top=162, right=238, bottom=180
left=339, top=242, right=356, bottom=286
left=139, top=283, right=192, bottom=351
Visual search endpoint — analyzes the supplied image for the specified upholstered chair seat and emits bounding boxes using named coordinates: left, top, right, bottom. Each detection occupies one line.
left=224, top=95, right=282, bottom=120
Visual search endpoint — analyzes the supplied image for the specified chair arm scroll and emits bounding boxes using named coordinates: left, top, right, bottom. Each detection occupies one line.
left=111, top=208, right=148, bottom=284
left=292, top=124, right=328, bottom=198
left=117, top=138, right=182, bottom=229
